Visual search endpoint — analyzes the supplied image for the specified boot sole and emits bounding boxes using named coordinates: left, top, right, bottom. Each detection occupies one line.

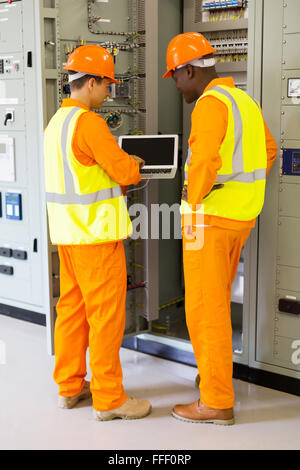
left=58, top=391, right=92, bottom=409
left=172, top=411, right=234, bottom=426
left=94, top=406, right=152, bottom=421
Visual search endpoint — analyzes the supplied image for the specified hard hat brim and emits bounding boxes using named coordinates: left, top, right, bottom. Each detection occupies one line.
left=162, top=70, right=172, bottom=79
left=110, top=77, right=120, bottom=84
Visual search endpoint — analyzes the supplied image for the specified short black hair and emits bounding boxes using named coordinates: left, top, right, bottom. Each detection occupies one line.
left=68, top=71, right=103, bottom=91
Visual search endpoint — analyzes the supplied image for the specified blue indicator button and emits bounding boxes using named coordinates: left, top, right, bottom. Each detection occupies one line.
left=5, top=193, right=22, bottom=221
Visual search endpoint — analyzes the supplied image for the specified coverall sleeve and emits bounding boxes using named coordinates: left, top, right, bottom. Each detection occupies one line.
left=73, top=111, right=141, bottom=186
left=187, top=96, right=227, bottom=208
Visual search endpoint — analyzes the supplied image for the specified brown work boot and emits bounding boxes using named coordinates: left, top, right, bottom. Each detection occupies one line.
left=172, top=399, right=234, bottom=425
left=58, top=381, right=91, bottom=409
left=93, top=397, right=152, bottom=421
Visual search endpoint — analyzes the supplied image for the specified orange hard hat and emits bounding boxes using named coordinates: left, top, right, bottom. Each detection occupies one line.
left=64, top=44, right=120, bottom=84
left=162, top=32, right=216, bottom=79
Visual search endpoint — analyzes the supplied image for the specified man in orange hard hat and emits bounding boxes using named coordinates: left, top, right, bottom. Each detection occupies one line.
left=163, top=33, right=277, bottom=424
left=44, top=45, right=151, bottom=421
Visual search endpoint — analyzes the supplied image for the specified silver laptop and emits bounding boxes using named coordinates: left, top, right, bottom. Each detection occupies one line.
left=118, top=134, right=178, bottom=179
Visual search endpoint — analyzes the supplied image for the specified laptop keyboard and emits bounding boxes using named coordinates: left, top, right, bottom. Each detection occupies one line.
left=141, top=168, right=172, bottom=174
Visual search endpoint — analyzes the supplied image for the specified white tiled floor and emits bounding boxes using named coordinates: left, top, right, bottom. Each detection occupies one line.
left=1, top=315, right=300, bottom=450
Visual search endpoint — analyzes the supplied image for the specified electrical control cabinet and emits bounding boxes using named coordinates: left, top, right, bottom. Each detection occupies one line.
left=0, top=0, right=49, bottom=323
left=254, top=0, right=300, bottom=378
left=137, top=0, right=300, bottom=391
left=176, top=0, right=250, bottom=362
left=0, top=0, right=183, bottom=355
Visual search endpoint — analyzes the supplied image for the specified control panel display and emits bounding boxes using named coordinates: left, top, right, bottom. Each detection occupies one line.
left=292, top=153, right=300, bottom=174
left=281, top=149, right=300, bottom=176
left=288, top=78, right=300, bottom=98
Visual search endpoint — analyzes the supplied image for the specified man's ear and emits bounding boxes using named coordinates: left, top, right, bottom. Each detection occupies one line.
left=88, top=77, right=96, bottom=91
left=186, top=64, right=194, bottom=79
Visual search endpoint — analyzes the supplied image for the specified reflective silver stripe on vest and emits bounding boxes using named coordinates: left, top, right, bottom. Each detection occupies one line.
left=185, top=87, right=266, bottom=186
left=46, top=186, right=123, bottom=205
left=212, top=86, right=244, bottom=176
left=46, top=107, right=122, bottom=205
left=216, top=168, right=266, bottom=184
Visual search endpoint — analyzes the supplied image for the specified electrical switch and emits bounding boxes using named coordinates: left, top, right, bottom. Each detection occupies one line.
left=12, top=249, right=27, bottom=261
left=5, top=193, right=22, bottom=220
left=4, top=112, right=13, bottom=126
left=0, top=247, right=12, bottom=258
left=0, top=265, right=13, bottom=276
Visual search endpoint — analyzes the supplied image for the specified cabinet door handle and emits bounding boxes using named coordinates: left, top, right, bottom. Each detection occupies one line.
left=27, top=51, right=33, bottom=68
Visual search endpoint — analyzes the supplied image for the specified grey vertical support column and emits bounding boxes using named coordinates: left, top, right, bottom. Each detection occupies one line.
left=145, top=0, right=158, bottom=135
left=246, top=0, right=264, bottom=370
left=255, top=0, right=282, bottom=369
left=145, top=0, right=159, bottom=322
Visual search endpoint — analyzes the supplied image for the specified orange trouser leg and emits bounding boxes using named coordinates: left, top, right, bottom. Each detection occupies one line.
left=54, top=246, right=89, bottom=397
left=183, top=226, right=251, bottom=409
left=54, top=242, right=128, bottom=411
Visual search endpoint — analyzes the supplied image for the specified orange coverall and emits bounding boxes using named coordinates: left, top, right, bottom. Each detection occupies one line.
left=53, top=99, right=141, bottom=412
left=183, top=78, right=277, bottom=409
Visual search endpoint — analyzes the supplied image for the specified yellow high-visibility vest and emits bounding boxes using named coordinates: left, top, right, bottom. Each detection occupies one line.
left=181, top=85, right=267, bottom=221
left=44, top=106, right=132, bottom=244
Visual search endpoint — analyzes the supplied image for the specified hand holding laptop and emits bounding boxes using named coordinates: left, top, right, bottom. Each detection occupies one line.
left=131, top=155, right=145, bottom=169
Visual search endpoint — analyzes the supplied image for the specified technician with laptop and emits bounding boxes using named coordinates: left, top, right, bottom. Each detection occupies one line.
left=44, top=44, right=152, bottom=422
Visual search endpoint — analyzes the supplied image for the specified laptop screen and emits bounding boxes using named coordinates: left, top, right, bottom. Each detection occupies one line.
left=120, top=136, right=176, bottom=166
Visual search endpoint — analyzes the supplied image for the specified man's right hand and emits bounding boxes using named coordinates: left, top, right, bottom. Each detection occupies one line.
left=181, top=185, right=188, bottom=202
left=131, top=155, right=145, bottom=169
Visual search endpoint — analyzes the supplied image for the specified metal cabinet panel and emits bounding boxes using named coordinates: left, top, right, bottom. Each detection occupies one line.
left=0, top=78, right=25, bottom=106
left=274, top=335, right=300, bottom=371
left=281, top=106, right=300, bottom=140
left=0, top=133, right=28, bottom=186
left=0, top=106, right=25, bottom=132
left=277, top=315, right=300, bottom=343
left=0, top=3, right=23, bottom=53
left=283, top=0, right=300, bottom=34
left=282, top=34, right=300, bottom=70
left=278, top=217, right=300, bottom=267
left=0, top=278, right=32, bottom=304
left=279, top=184, right=300, bottom=217
left=276, top=291, right=300, bottom=339
left=277, top=266, right=300, bottom=292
